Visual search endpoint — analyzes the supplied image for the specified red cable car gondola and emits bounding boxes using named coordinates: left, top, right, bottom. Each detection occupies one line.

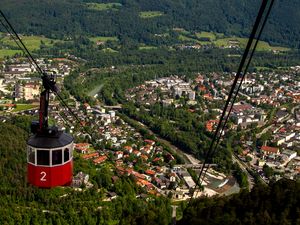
left=27, top=74, right=74, bottom=188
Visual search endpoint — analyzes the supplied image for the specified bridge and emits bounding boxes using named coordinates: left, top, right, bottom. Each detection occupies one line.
left=174, top=164, right=218, bottom=169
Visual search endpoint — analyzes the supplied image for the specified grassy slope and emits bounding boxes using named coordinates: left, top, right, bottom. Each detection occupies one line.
left=139, top=11, right=164, bottom=18
left=85, top=3, right=122, bottom=11
left=178, top=30, right=290, bottom=51
left=0, top=35, right=60, bottom=58
left=89, top=36, right=119, bottom=43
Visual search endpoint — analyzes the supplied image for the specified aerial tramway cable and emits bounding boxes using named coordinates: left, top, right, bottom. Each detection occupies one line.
left=0, top=10, right=85, bottom=132
left=197, top=0, right=276, bottom=191
left=0, top=10, right=119, bottom=170
left=184, top=0, right=276, bottom=213
left=1, top=0, right=274, bottom=203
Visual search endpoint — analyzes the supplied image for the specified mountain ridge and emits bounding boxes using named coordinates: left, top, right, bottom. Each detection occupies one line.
left=0, top=0, right=299, bottom=48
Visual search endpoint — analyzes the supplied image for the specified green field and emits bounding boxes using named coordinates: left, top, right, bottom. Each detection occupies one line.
left=138, top=46, right=158, bottom=50
left=0, top=49, right=22, bottom=58
left=101, top=48, right=118, bottom=53
left=139, top=11, right=164, bottom=18
left=86, top=3, right=122, bottom=11
left=12, top=104, right=38, bottom=112
left=0, top=35, right=60, bottom=58
left=196, top=31, right=217, bottom=41
left=178, top=35, right=201, bottom=44
left=214, top=37, right=290, bottom=51
left=1, top=35, right=57, bottom=51
left=176, top=30, right=289, bottom=52
left=89, top=36, right=119, bottom=43
left=173, top=28, right=190, bottom=35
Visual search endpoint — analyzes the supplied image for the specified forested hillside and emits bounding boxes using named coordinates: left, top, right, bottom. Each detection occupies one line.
left=0, top=120, right=299, bottom=224
left=0, top=0, right=299, bottom=48
left=0, top=120, right=173, bottom=224
left=179, top=179, right=300, bottom=225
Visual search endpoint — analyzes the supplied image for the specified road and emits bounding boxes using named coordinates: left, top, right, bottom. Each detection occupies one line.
left=184, top=153, right=200, bottom=165
left=232, top=154, right=254, bottom=190
left=256, top=124, right=274, bottom=138
left=291, top=105, right=300, bottom=119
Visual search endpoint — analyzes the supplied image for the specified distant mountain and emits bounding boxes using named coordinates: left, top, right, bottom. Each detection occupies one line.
left=0, top=0, right=299, bottom=47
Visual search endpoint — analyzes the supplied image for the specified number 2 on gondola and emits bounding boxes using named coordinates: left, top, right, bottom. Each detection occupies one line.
left=40, top=171, right=47, bottom=181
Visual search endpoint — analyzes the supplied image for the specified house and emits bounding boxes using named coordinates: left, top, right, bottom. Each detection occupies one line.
left=23, top=82, right=40, bottom=100
left=140, top=145, right=152, bottom=154
left=108, top=110, right=116, bottom=119
left=153, top=157, right=164, bottom=164
left=132, top=171, right=146, bottom=180
left=81, top=152, right=99, bottom=160
left=115, top=151, right=123, bottom=159
left=206, top=120, right=218, bottom=132
left=169, top=173, right=176, bottom=182
left=124, top=146, right=133, bottom=153
left=230, top=102, right=265, bottom=127
left=136, top=178, right=152, bottom=189
left=133, top=150, right=141, bottom=157
left=257, top=159, right=266, bottom=167
left=145, top=169, right=156, bottom=177
left=195, top=74, right=204, bottom=84
left=141, top=154, right=149, bottom=161
left=261, top=146, right=280, bottom=155
left=75, top=143, right=90, bottom=154
left=83, top=103, right=91, bottom=110
left=0, top=103, right=15, bottom=110
left=93, top=156, right=107, bottom=164
left=152, top=177, right=167, bottom=189
left=107, top=192, right=117, bottom=200
left=144, top=139, right=155, bottom=146
left=203, top=93, right=213, bottom=100
left=116, top=160, right=123, bottom=166
left=72, top=172, right=89, bottom=188
left=282, top=150, right=297, bottom=161
left=155, top=166, right=162, bottom=173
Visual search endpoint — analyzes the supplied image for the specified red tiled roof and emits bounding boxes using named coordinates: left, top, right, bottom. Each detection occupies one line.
left=203, top=93, right=213, bottom=100
left=205, top=120, right=219, bottom=132
left=133, top=150, right=141, bottom=156
left=132, top=171, right=145, bottom=180
left=75, top=143, right=90, bottom=148
left=124, top=146, right=133, bottom=151
left=153, top=157, right=162, bottom=162
left=0, top=103, right=15, bottom=107
left=232, top=104, right=252, bottom=113
left=93, top=156, right=107, bottom=164
left=261, top=146, right=279, bottom=154
left=141, top=154, right=148, bottom=161
left=145, top=170, right=156, bottom=176
left=81, top=152, right=99, bottom=159
left=144, top=139, right=155, bottom=145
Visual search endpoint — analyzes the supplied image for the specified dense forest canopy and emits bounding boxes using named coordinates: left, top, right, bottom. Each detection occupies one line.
left=179, top=179, right=300, bottom=225
left=0, top=120, right=173, bottom=224
left=0, top=0, right=299, bottom=47
left=0, top=120, right=299, bottom=224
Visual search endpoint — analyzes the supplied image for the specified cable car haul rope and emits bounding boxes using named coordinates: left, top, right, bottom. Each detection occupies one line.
left=0, top=9, right=119, bottom=188
left=0, top=0, right=275, bottom=208
left=184, top=0, right=275, bottom=214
